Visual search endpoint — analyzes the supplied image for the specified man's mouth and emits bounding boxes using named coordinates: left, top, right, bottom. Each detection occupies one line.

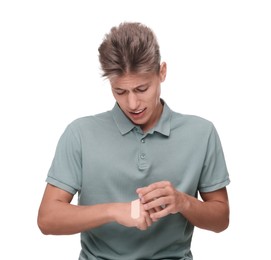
left=130, top=108, right=146, bottom=115
left=129, top=108, right=147, bottom=119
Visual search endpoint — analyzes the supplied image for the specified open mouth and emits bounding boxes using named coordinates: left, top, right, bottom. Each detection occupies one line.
left=129, top=108, right=146, bottom=118
left=130, top=108, right=145, bottom=114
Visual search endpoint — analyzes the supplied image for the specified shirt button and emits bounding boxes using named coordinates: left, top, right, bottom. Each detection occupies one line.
left=141, top=139, right=145, bottom=143
left=140, top=153, right=146, bottom=159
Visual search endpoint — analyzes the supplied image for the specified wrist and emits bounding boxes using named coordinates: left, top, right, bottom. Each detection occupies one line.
left=177, top=192, right=190, bottom=214
left=106, top=203, right=122, bottom=222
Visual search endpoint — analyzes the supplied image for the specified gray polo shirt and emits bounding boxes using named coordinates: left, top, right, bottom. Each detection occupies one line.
left=46, top=101, right=230, bottom=260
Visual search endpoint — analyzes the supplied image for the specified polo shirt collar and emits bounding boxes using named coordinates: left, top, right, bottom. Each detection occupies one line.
left=112, top=103, right=135, bottom=135
left=112, top=100, right=172, bottom=136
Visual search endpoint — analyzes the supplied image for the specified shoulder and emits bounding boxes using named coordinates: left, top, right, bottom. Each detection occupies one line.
left=65, top=110, right=114, bottom=135
left=169, top=110, right=220, bottom=150
left=171, top=110, right=214, bottom=134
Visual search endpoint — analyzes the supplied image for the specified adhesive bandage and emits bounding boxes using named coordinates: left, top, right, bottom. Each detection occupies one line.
left=131, top=199, right=140, bottom=219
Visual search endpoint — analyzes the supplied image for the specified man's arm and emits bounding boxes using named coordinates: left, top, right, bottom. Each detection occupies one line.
left=137, top=181, right=229, bottom=233
left=37, top=184, right=152, bottom=235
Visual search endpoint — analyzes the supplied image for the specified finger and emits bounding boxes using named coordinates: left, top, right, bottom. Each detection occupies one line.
left=150, top=207, right=170, bottom=220
left=140, top=189, right=168, bottom=204
left=149, top=207, right=163, bottom=222
left=136, top=216, right=148, bottom=230
left=145, top=212, right=153, bottom=227
left=137, top=181, right=171, bottom=197
left=136, top=202, right=153, bottom=230
left=154, top=206, right=163, bottom=212
left=143, top=197, right=169, bottom=211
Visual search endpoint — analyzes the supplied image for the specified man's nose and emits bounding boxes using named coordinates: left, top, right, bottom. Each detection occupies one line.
left=127, top=92, right=139, bottom=110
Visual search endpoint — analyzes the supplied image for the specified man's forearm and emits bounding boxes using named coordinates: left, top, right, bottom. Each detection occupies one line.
left=38, top=201, right=117, bottom=235
left=179, top=193, right=230, bottom=233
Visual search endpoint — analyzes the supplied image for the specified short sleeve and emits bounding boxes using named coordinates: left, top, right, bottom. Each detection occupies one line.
left=46, top=124, right=82, bottom=195
left=199, top=124, right=230, bottom=192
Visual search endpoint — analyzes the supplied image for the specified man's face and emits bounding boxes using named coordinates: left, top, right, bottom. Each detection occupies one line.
left=110, top=63, right=167, bottom=132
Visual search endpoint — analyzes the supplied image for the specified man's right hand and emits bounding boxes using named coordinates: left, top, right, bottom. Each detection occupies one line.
left=112, top=201, right=153, bottom=230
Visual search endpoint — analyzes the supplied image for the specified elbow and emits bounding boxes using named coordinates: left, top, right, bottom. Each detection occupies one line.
left=213, top=216, right=230, bottom=233
left=213, top=202, right=230, bottom=233
left=37, top=214, right=52, bottom=235
left=214, top=224, right=229, bottom=233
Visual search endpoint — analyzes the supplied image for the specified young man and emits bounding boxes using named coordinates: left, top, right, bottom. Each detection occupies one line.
left=38, top=22, right=230, bottom=259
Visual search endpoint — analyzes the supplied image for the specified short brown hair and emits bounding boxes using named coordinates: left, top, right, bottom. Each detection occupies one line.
left=98, top=22, right=161, bottom=79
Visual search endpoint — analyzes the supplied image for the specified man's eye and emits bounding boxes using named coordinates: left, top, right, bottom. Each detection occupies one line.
left=137, top=87, right=148, bottom=93
left=115, top=90, right=125, bottom=95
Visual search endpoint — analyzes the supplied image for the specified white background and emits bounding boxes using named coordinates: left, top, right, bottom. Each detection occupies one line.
left=1, top=0, right=270, bottom=259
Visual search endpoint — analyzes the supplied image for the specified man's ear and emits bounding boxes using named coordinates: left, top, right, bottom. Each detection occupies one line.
left=159, top=62, right=167, bottom=82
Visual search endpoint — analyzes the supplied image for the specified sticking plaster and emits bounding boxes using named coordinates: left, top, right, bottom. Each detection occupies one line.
left=131, top=199, right=140, bottom=219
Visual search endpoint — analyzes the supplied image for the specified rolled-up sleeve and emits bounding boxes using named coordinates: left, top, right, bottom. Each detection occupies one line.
left=199, top=124, right=230, bottom=193
left=46, top=124, right=82, bottom=195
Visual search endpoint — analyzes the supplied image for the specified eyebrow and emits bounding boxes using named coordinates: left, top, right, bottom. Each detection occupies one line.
left=113, top=83, right=150, bottom=91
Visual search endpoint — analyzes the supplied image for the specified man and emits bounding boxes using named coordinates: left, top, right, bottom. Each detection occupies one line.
left=38, top=22, right=230, bottom=259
